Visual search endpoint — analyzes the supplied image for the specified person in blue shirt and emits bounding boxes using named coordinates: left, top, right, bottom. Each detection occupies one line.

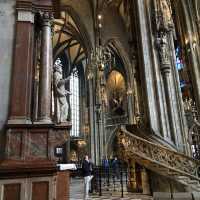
left=102, top=156, right=110, bottom=185
left=112, top=156, right=120, bottom=180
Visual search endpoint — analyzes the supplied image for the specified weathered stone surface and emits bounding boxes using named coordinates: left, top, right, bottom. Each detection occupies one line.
left=0, top=0, right=15, bottom=157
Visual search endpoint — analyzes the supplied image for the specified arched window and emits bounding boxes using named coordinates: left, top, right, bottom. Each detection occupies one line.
left=70, top=68, right=80, bottom=137
left=175, top=45, right=191, bottom=100
left=53, top=11, right=87, bottom=138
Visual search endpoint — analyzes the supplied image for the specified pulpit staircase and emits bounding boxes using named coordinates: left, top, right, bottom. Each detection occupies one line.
left=116, top=126, right=200, bottom=192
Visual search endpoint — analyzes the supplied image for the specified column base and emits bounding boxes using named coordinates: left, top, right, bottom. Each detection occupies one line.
left=7, top=118, right=32, bottom=125
left=34, top=118, right=53, bottom=124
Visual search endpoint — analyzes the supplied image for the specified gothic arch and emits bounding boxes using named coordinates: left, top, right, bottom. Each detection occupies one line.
left=61, top=6, right=92, bottom=56
left=105, top=126, right=121, bottom=157
left=105, top=38, right=132, bottom=88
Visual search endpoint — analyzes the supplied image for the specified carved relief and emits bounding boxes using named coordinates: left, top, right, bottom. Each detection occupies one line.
left=156, top=0, right=174, bottom=32
left=8, top=132, right=22, bottom=159
left=117, top=128, right=199, bottom=177
left=156, top=32, right=170, bottom=67
left=154, top=0, right=173, bottom=71
left=29, top=132, right=48, bottom=158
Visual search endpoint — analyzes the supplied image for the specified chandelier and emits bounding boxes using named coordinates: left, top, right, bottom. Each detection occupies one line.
left=88, top=14, right=112, bottom=79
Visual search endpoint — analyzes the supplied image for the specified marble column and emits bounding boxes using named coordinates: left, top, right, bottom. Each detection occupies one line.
left=8, top=10, right=34, bottom=124
left=37, top=12, right=53, bottom=124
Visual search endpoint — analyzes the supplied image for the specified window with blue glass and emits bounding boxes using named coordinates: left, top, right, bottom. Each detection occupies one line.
left=175, top=47, right=184, bottom=70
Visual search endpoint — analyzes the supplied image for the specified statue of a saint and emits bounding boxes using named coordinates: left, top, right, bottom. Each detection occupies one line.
left=158, top=32, right=170, bottom=64
left=53, top=62, right=71, bottom=124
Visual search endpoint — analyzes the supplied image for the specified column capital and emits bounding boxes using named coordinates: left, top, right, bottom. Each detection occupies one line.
left=40, top=12, right=54, bottom=26
left=17, top=10, right=34, bottom=23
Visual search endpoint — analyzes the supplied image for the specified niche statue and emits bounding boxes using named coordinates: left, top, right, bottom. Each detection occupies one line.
left=53, top=62, right=71, bottom=124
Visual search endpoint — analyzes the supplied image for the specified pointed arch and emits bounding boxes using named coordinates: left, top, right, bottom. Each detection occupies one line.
left=62, top=6, right=93, bottom=55
left=104, top=38, right=132, bottom=87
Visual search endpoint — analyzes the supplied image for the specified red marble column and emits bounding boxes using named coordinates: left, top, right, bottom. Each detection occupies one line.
left=37, top=12, right=53, bottom=124
left=8, top=10, right=34, bottom=124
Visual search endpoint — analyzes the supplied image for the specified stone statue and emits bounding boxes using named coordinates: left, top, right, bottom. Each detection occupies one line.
left=53, top=60, right=71, bottom=124
left=159, top=0, right=174, bottom=31
left=157, top=32, right=170, bottom=65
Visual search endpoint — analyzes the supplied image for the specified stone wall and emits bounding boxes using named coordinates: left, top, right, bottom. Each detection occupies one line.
left=149, top=171, right=186, bottom=193
left=0, top=0, right=16, bottom=158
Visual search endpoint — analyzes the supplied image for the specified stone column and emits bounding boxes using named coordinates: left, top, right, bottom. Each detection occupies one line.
left=181, top=2, right=200, bottom=113
left=128, top=160, right=137, bottom=192
left=88, top=77, right=96, bottom=164
left=95, top=69, right=105, bottom=165
left=127, top=88, right=134, bottom=124
left=134, top=0, right=160, bottom=132
left=168, top=31, right=189, bottom=153
left=37, top=12, right=53, bottom=124
left=157, top=31, right=177, bottom=143
left=131, top=57, right=140, bottom=125
left=141, top=168, right=150, bottom=195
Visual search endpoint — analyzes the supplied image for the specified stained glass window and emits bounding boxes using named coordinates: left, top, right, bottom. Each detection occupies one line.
left=175, top=47, right=184, bottom=70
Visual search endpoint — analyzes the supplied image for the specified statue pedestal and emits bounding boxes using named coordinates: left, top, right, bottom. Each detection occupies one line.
left=0, top=160, right=70, bottom=200
left=5, top=123, right=71, bottom=161
left=1, top=123, right=72, bottom=200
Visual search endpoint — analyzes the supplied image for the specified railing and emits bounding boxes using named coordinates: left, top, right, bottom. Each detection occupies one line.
left=90, top=165, right=129, bottom=198
left=117, top=126, right=200, bottom=180
left=71, top=163, right=130, bottom=198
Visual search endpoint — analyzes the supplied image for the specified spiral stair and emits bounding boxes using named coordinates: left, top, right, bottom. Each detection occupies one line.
left=116, top=125, right=200, bottom=192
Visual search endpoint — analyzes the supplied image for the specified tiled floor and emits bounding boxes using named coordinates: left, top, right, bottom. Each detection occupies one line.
left=70, top=178, right=153, bottom=200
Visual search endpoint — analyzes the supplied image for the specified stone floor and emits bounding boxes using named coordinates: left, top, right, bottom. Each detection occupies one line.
left=70, top=178, right=153, bottom=200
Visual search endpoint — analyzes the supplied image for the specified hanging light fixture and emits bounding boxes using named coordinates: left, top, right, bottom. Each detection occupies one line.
left=88, top=12, right=112, bottom=80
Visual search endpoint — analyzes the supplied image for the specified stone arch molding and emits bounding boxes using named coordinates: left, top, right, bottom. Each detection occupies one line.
left=103, top=39, right=134, bottom=156
left=104, top=38, right=132, bottom=87
left=105, top=125, right=121, bottom=157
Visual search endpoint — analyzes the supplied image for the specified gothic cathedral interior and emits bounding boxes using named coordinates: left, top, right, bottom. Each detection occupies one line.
left=0, top=0, right=200, bottom=199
